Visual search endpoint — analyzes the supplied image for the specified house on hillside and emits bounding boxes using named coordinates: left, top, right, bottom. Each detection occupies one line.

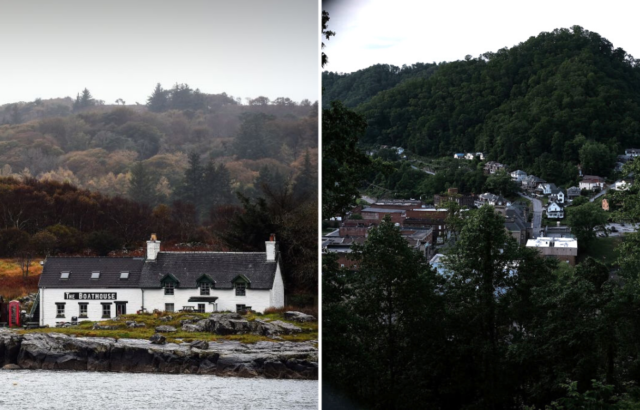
left=546, top=202, right=564, bottom=219
left=580, top=175, right=605, bottom=191
left=474, top=192, right=510, bottom=208
left=465, top=153, right=475, bottom=160
left=625, top=148, right=640, bottom=157
left=511, top=170, right=527, bottom=182
left=453, top=153, right=465, bottom=159
left=475, top=152, right=485, bottom=160
left=549, top=188, right=565, bottom=204
left=612, top=179, right=632, bottom=191
left=522, top=175, right=545, bottom=191
left=36, top=234, right=285, bottom=327
left=537, top=183, right=558, bottom=195
left=484, top=161, right=507, bottom=175
left=566, top=186, right=581, bottom=200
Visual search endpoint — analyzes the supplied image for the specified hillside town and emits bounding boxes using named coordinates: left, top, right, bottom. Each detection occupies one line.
left=323, top=148, right=640, bottom=268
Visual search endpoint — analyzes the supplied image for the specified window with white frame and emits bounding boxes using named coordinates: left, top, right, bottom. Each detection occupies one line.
left=235, top=283, right=246, bottom=296
left=164, top=282, right=175, bottom=295
left=200, top=282, right=210, bottom=295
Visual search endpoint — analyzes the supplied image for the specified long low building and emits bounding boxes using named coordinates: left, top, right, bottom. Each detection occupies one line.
left=526, top=237, right=578, bottom=265
left=36, top=235, right=284, bottom=327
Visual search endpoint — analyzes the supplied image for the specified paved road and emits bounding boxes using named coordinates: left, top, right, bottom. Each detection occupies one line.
left=519, top=193, right=543, bottom=238
left=590, top=187, right=609, bottom=202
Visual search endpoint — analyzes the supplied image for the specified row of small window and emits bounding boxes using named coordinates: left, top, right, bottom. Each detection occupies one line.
left=163, top=282, right=246, bottom=296
left=60, top=271, right=129, bottom=280
left=55, top=302, right=124, bottom=318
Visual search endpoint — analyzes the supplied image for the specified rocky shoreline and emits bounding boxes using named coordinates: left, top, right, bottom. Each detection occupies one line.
left=0, top=329, right=317, bottom=379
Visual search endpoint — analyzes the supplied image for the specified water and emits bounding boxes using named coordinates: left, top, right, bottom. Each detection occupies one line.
left=0, top=370, right=317, bottom=410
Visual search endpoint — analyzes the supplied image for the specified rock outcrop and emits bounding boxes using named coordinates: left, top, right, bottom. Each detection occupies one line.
left=180, top=313, right=302, bottom=337
left=0, top=329, right=317, bottom=379
left=284, top=311, right=316, bottom=323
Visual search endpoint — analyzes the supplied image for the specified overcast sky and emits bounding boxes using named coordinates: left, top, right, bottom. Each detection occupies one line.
left=0, top=0, right=319, bottom=106
left=323, top=0, right=640, bottom=74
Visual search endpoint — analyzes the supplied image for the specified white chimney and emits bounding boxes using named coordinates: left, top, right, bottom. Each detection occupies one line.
left=265, top=233, right=276, bottom=262
left=147, top=233, right=161, bottom=261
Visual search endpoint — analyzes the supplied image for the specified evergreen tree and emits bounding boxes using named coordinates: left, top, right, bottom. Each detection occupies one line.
left=293, top=150, right=316, bottom=200
left=147, top=83, right=168, bottom=112
left=128, top=162, right=157, bottom=205
left=234, top=112, right=276, bottom=160
left=174, top=152, right=204, bottom=216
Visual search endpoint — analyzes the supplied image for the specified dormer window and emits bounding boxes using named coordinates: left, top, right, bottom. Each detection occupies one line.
left=120, top=271, right=129, bottom=280
left=196, top=274, right=214, bottom=296
left=231, top=275, right=250, bottom=297
left=60, top=271, right=70, bottom=280
left=160, top=273, right=179, bottom=295
left=91, top=271, right=100, bottom=280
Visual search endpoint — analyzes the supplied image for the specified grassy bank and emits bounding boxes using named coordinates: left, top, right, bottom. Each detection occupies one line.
left=0, top=259, right=41, bottom=300
left=20, top=311, right=318, bottom=344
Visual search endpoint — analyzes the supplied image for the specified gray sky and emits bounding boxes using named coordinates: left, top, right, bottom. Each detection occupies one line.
left=323, top=0, right=640, bottom=74
left=0, top=0, right=319, bottom=105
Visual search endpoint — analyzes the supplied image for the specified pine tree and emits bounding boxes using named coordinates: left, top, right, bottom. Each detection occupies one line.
left=174, top=152, right=204, bottom=215
left=293, top=150, right=316, bottom=200
left=147, top=83, right=168, bottom=112
left=128, top=162, right=157, bottom=205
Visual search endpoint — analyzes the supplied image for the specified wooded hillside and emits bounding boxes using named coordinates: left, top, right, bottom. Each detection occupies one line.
left=323, top=27, right=640, bottom=184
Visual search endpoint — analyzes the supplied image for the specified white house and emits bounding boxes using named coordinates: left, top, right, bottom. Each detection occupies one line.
left=464, top=153, right=475, bottom=160
left=475, top=152, right=485, bottom=160
left=36, top=234, right=285, bottom=327
left=537, top=183, right=558, bottom=195
left=454, top=153, right=464, bottom=159
left=549, top=189, right=565, bottom=204
left=511, top=170, right=527, bottom=182
left=474, top=192, right=510, bottom=208
left=546, top=202, right=564, bottom=219
left=579, top=175, right=605, bottom=191
left=612, top=180, right=631, bottom=191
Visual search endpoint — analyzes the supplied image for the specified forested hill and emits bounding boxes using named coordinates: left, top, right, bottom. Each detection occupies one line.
left=330, top=27, right=640, bottom=185
left=0, top=84, right=317, bottom=201
left=322, top=63, right=438, bottom=108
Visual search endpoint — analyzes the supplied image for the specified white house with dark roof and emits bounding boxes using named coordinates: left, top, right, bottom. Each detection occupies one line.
left=37, top=234, right=284, bottom=327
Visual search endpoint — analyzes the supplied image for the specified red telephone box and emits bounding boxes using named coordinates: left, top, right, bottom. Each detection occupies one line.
left=8, top=300, right=20, bottom=328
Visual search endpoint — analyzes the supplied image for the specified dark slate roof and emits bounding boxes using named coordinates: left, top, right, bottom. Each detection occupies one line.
left=139, top=252, right=277, bottom=289
left=39, top=257, right=145, bottom=288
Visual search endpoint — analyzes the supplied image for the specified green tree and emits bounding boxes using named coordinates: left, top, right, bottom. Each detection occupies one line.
left=128, top=162, right=157, bottom=205
left=147, top=83, right=168, bottom=112
left=322, top=101, right=371, bottom=217
left=566, top=202, right=608, bottom=249
left=293, top=150, right=316, bottom=200
left=86, top=230, right=123, bottom=256
left=323, top=216, right=443, bottom=409
left=484, top=169, right=518, bottom=197
left=579, top=141, right=615, bottom=177
left=234, top=112, right=276, bottom=160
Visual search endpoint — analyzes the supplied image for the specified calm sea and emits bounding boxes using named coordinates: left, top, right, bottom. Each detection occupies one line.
left=0, top=370, right=317, bottom=410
